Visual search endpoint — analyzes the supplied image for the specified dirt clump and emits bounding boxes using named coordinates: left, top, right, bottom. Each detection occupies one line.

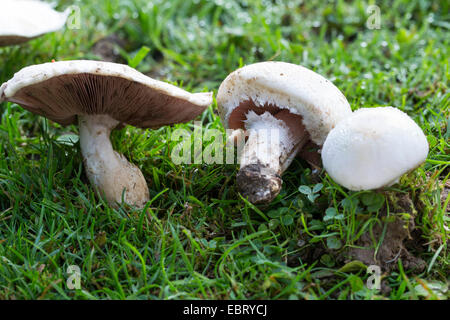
left=345, top=193, right=426, bottom=273
left=347, top=216, right=426, bottom=272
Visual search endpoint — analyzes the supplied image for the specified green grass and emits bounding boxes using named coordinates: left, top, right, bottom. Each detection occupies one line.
left=0, top=0, right=448, bottom=300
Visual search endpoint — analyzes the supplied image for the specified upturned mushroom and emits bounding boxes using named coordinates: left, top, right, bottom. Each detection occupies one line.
left=0, top=0, right=69, bottom=46
left=217, top=61, right=352, bottom=204
left=0, top=60, right=213, bottom=208
left=322, top=107, right=429, bottom=191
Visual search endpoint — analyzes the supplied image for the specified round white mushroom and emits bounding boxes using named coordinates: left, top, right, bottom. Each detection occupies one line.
left=322, top=107, right=429, bottom=191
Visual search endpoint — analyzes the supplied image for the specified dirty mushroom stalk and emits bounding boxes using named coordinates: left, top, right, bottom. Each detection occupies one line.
left=237, top=110, right=309, bottom=203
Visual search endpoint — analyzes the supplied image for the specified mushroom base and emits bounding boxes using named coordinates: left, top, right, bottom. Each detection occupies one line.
left=79, top=114, right=149, bottom=208
left=237, top=162, right=282, bottom=204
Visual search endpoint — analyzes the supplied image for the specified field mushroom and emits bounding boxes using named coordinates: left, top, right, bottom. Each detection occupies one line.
left=0, top=60, right=213, bottom=208
left=322, top=107, right=429, bottom=191
left=217, top=61, right=352, bottom=204
left=0, top=0, right=69, bottom=46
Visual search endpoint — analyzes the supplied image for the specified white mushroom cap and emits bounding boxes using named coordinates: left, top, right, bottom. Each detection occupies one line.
left=322, top=107, right=429, bottom=191
left=0, top=60, right=213, bottom=126
left=217, top=61, right=352, bottom=145
left=0, top=0, right=69, bottom=46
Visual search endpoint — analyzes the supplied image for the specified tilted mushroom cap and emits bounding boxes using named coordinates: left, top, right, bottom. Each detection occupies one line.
left=322, top=107, right=429, bottom=191
left=0, top=60, right=212, bottom=208
left=0, top=60, right=213, bottom=127
left=217, top=61, right=352, bottom=146
left=0, top=0, right=69, bottom=46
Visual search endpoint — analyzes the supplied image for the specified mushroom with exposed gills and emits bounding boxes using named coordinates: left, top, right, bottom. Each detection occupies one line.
left=217, top=61, right=352, bottom=204
left=322, top=107, right=429, bottom=191
left=0, top=60, right=213, bottom=208
left=0, top=0, right=69, bottom=46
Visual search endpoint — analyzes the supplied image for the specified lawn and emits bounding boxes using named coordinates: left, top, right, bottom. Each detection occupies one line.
left=0, top=0, right=448, bottom=300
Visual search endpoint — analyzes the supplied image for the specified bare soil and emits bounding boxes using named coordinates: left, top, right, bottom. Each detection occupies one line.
left=345, top=194, right=426, bottom=272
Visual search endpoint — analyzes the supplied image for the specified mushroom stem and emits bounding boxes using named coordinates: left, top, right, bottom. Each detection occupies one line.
left=237, top=110, right=308, bottom=204
left=79, top=114, right=149, bottom=208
